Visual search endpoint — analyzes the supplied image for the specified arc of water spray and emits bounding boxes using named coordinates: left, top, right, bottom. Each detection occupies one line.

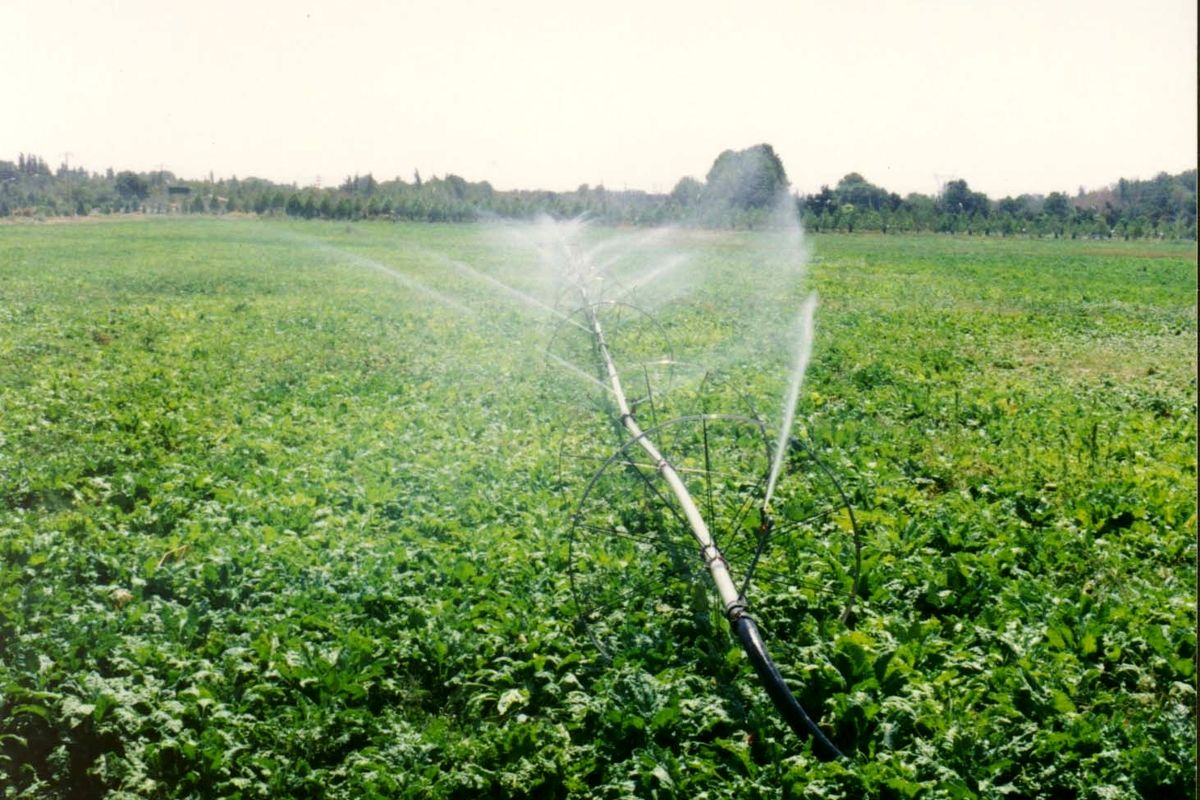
left=271, top=228, right=475, bottom=316
left=442, top=257, right=590, bottom=333
left=585, top=226, right=677, bottom=278
left=612, top=254, right=689, bottom=302
left=764, top=292, right=818, bottom=508
left=270, top=227, right=607, bottom=392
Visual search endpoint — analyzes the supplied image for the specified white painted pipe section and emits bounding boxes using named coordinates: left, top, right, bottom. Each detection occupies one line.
left=570, top=262, right=844, bottom=758
left=583, top=297, right=744, bottom=615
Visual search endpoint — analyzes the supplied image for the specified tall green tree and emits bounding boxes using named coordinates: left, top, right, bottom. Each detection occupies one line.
left=1044, top=192, right=1070, bottom=219
left=114, top=171, right=149, bottom=201
left=833, top=173, right=899, bottom=211
left=940, top=179, right=989, bottom=217
left=703, top=144, right=789, bottom=211
left=670, top=176, right=703, bottom=208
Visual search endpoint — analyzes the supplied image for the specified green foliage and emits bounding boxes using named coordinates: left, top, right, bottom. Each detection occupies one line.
left=0, top=220, right=1195, bottom=797
left=703, top=144, right=791, bottom=218
left=0, top=151, right=1195, bottom=239
left=669, top=177, right=704, bottom=209
left=114, top=172, right=150, bottom=202
left=939, top=180, right=991, bottom=218
left=801, top=171, right=1197, bottom=239
left=833, top=174, right=900, bottom=214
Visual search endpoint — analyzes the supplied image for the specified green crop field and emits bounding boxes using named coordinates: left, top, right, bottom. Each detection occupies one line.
left=1, top=218, right=1195, bottom=799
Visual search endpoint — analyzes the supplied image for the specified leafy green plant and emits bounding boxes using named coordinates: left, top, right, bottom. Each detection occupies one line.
left=1, top=220, right=1194, bottom=797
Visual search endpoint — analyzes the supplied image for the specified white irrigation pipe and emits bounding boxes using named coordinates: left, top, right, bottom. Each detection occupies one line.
left=577, top=283, right=844, bottom=759
left=583, top=297, right=745, bottom=614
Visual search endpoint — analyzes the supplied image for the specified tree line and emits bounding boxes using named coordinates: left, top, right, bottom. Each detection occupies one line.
left=1, top=147, right=1194, bottom=239
left=799, top=170, right=1196, bottom=240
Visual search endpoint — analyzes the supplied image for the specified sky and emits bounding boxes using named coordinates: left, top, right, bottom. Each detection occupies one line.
left=3, top=0, right=1195, bottom=198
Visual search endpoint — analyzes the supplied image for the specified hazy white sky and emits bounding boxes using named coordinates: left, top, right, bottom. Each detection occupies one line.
left=3, top=0, right=1195, bottom=197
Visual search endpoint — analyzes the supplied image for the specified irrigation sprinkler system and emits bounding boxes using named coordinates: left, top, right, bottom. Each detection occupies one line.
left=548, top=233, right=862, bottom=759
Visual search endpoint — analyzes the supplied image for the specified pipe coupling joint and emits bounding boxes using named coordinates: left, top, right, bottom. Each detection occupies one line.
left=725, top=599, right=749, bottom=621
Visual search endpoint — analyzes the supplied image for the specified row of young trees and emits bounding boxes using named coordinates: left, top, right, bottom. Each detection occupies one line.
left=1, top=148, right=1194, bottom=239
left=799, top=171, right=1197, bottom=239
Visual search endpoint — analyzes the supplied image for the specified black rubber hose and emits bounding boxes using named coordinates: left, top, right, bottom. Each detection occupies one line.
left=731, top=613, right=845, bottom=760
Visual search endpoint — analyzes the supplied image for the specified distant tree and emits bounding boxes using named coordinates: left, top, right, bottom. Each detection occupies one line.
left=878, top=207, right=893, bottom=233
left=1044, top=192, right=1070, bottom=219
left=114, top=171, right=149, bottom=201
left=837, top=203, right=857, bottom=232
left=443, top=174, right=468, bottom=200
left=861, top=208, right=883, bottom=232
left=903, top=193, right=938, bottom=230
left=1070, top=206, right=1096, bottom=239
left=703, top=144, right=789, bottom=213
left=1017, top=194, right=1045, bottom=216
left=996, top=196, right=1025, bottom=217
left=805, top=186, right=836, bottom=216
left=834, top=173, right=898, bottom=211
left=996, top=211, right=1017, bottom=236
left=1043, top=192, right=1070, bottom=237
left=670, top=176, right=704, bottom=207
left=940, top=179, right=989, bottom=217
left=18, top=153, right=51, bottom=176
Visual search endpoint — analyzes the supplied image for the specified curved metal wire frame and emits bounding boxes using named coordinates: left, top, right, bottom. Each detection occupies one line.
left=547, top=300, right=674, bottom=353
left=566, top=413, right=854, bottom=758
left=566, top=412, right=771, bottom=626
